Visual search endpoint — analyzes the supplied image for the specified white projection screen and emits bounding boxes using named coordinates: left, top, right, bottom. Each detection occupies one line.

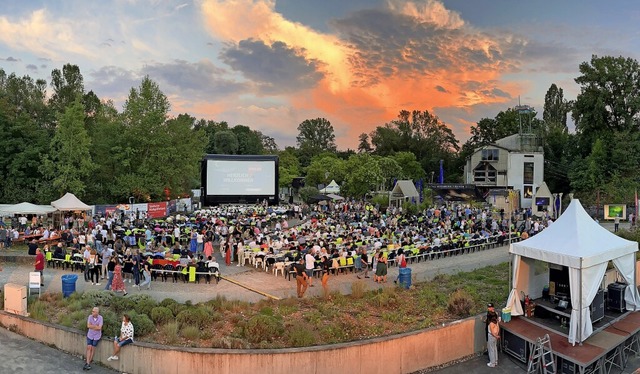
left=201, top=155, right=279, bottom=205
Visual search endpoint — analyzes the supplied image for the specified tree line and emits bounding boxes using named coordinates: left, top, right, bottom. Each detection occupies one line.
left=0, top=55, right=635, bottom=205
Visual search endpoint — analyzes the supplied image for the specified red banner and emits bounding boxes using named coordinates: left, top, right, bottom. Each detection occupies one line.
left=147, top=202, right=167, bottom=219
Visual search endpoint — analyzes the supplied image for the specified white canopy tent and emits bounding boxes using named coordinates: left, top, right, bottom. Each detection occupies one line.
left=506, top=199, right=640, bottom=345
left=0, top=202, right=57, bottom=215
left=51, top=192, right=91, bottom=211
left=320, top=180, right=340, bottom=194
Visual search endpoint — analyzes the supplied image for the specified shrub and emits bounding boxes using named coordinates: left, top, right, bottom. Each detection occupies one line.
left=128, top=311, right=155, bottom=337
left=150, top=306, right=174, bottom=325
left=242, top=314, right=284, bottom=344
left=286, top=324, right=316, bottom=347
left=28, top=300, right=48, bottom=321
left=176, top=308, right=209, bottom=329
left=128, top=294, right=157, bottom=316
left=81, top=290, right=114, bottom=307
left=181, top=325, right=201, bottom=340
left=159, top=298, right=178, bottom=308
left=447, top=289, right=474, bottom=318
left=163, top=322, right=179, bottom=344
left=101, top=309, right=120, bottom=338
left=67, top=300, right=83, bottom=312
left=259, top=307, right=274, bottom=316
left=351, top=280, right=366, bottom=299
left=110, top=297, right=136, bottom=314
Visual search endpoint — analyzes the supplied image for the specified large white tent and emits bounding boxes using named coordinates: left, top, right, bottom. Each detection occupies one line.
left=320, top=180, right=340, bottom=194
left=0, top=202, right=57, bottom=215
left=506, top=199, right=640, bottom=344
left=51, top=192, right=91, bottom=211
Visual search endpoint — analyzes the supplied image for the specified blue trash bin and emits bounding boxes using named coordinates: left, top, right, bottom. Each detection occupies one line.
left=398, top=267, right=412, bottom=289
left=61, top=274, right=78, bottom=298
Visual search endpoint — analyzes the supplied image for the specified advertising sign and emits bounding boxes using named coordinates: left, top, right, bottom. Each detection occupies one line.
left=147, top=202, right=167, bottom=219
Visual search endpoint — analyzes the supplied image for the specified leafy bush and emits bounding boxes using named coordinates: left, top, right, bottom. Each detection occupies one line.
left=101, top=309, right=120, bottom=338
left=181, top=325, right=201, bottom=340
left=128, top=311, right=155, bottom=336
left=286, top=324, right=316, bottom=347
left=128, top=294, right=157, bottom=316
left=159, top=298, right=178, bottom=308
left=150, top=306, right=174, bottom=325
left=242, top=314, right=284, bottom=344
left=446, top=289, right=474, bottom=318
left=81, top=290, right=114, bottom=307
left=176, top=307, right=209, bottom=329
left=109, top=296, right=136, bottom=314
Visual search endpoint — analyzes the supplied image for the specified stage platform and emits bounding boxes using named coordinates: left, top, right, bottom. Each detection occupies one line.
left=501, top=313, right=640, bottom=373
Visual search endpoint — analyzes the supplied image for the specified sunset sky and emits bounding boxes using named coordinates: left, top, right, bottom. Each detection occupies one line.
left=1, top=0, right=639, bottom=149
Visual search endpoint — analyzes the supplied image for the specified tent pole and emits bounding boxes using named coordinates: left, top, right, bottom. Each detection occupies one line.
left=579, top=259, right=583, bottom=345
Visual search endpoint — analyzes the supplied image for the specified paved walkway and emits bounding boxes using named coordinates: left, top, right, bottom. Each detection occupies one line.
left=0, top=325, right=116, bottom=373
left=0, top=243, right=511, bottom=303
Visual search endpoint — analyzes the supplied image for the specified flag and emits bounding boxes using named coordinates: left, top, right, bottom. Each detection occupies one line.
left=438, top=159, right=444, bottom=183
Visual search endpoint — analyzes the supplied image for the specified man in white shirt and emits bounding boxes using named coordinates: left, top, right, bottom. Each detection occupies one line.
left=305, top=249, right=316, bottom=287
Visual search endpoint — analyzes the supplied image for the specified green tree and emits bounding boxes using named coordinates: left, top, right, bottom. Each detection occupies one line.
left=357, top=133, right=372, bottom=153
left=49, top=64, right=85, bottom=115
left=573, top=55, right=640, bottom=151
left=304, top=154, right=346, bottom=188
left=84, top=100, right=123, bottom=203
left=0, top=71, right=53, bottom=203
left=232, top=125, right=264, bottom=155
left=214, top=130, right=239, bottom=154
left=278, top=148, right=300, bottom=187
left=342, top=154, right=382, bottom=197
left=296, top=118, right=336, bottom=166
left=41, top=98, right=94, bottom=196
left=261, top=134, right=279, bottom=154
left=543, top=83, right=571, bottom=132
left=117, top=76, right=173, bottom=201
left=196, top=120, right=229, bottom=154
left=391, top=152, right=425, bottom=182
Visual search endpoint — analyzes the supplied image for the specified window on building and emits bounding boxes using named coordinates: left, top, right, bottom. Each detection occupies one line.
left=523, top=162, right=534, bottom=185
left=473, top=163, right=497, bottom=183
left=524, top=185, right=533, bottom=198
left=481, top=149, right=499, bottom=161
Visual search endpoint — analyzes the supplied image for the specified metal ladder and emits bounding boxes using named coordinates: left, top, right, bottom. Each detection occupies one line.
left=527, top=334, right=557, bottom=374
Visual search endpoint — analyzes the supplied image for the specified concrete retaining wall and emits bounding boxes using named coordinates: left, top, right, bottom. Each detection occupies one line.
left=0, top=311, right=485, bottom=374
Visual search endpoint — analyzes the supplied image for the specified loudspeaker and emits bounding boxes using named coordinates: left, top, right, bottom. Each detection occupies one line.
left=607, top=283, right=627, bottom=312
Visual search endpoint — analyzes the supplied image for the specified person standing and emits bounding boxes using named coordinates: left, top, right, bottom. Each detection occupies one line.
left=293, top=258, right=308, bottom=298
left=304, top=249, right=315, bottom=287
left=34, top=248, right=45, bottom=286
left=320, top=255, right=331, bottom=297
left=487, top=314, right=500, bottom=367
left=111, top=258, right=128, bottom=296
left=374, top=251, right=387, bottom=283
left=139, top=258, right=151, bottom=290
left=614, top=215, right=621, bottom=232
left=357, top=248, right=370, bottom=279
left=84, top=307, right=103, bottom=370
left=107, top=314, right=134, bottom=361
left=484, top=303, right=498, bottom=358
left=104, top=256, right=116, bottom=291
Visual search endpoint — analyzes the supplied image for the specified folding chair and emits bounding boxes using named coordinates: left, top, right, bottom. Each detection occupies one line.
left=28, top=272, right=41, bottom=298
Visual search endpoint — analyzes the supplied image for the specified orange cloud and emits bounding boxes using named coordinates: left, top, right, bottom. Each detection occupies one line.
left=199, top=0, right=527, bottom=148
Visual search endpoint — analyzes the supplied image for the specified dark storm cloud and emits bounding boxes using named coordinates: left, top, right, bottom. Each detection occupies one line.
left=25, top=64, right=38, bottom=72
left=330, top=8, right=527, bottom=86
left=141, top=59, right=246, bottom=100
left=220, top=38, right=325, bottom=94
